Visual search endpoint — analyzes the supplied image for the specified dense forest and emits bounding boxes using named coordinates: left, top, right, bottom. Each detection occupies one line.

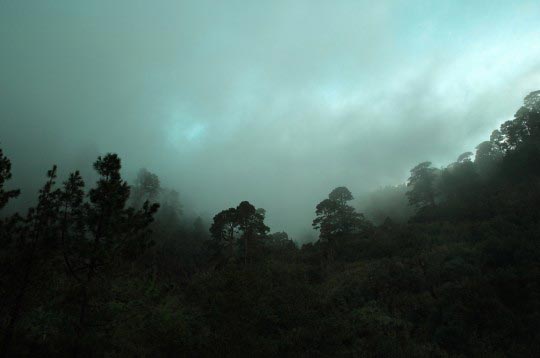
left=1, top=90, right=540, bottom=357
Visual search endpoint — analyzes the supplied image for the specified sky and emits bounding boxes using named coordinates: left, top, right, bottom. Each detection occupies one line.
left=1, top=0, right=540, bottom=238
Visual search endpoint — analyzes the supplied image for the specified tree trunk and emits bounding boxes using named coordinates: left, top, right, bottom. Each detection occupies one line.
left=244, top=235, right=248, bottom=265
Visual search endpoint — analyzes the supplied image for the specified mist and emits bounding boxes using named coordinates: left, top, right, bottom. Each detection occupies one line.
left=2, top=0, right=540, bottom=238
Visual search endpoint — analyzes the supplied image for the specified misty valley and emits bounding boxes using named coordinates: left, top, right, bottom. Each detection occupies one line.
left=1, top=91, right=540, bottom=356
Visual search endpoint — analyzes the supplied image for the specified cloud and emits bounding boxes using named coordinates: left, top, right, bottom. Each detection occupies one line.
left=1, top=0, right=539, bottom=237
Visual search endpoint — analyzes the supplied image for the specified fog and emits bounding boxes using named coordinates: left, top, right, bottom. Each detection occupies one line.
left=1, top=0, right=540, bottom=238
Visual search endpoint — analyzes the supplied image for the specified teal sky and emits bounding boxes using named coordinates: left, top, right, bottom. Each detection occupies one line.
left=1, top=1, right=540, bottom=237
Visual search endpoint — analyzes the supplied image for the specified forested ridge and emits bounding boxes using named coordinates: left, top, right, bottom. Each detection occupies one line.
left=1, top=90, right=540, bottom=357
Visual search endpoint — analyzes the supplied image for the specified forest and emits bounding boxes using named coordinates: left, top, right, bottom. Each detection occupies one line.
left=0, top=90, right=539, bottom=357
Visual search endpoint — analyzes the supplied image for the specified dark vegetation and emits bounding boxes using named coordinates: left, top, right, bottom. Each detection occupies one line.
left=1, top=91, right=540, bottom=357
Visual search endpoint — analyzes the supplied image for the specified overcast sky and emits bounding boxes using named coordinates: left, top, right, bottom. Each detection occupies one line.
left=1, top=0, right=540, bottom=238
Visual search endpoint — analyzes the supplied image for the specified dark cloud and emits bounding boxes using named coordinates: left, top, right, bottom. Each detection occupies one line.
left=1, top=0, right=539, bottom=237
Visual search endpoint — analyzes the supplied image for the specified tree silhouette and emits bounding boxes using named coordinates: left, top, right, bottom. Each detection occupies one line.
left=237, top=201, right=269, bottom=264
left=328, top=186, right=354, bottom=204
left=210, top=207, right=239, bottom=260
left=72, top=154, right=158, bottom=355
left=1, top=166, right=61, bottom=358
left=0, top=147, right=20, bottom=210
left=210, top=201, right=269, bottom=264
left=406, top=161, right=438, bottom=209
left=499, top=90, right=540, bottom=151
left=313, top=186, right=370, bottom=261
left=313, top=187, right=367, bottom=239
left=0, top=146, right=20, bottom=246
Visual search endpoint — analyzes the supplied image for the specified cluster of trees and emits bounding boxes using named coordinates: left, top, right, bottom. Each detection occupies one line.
left=1, top=90, right=540, bottom=356
left=209, top=201, right=269, bottom=265
left=404, top=91, right=540, bottom=222
left=0, top=153, right=158, bottom=356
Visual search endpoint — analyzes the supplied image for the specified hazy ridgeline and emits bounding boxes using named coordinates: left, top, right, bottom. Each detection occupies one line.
left=0, top=91, right=539, bottom=356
